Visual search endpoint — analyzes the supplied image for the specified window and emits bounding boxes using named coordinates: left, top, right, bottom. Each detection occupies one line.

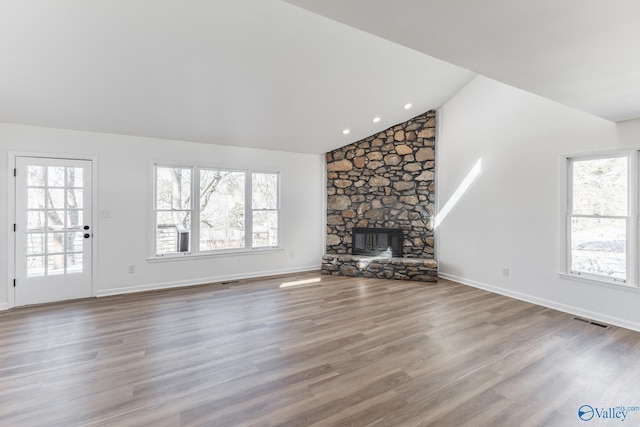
left=153, top=165, right=279, bottom=257
left=566, top=154, right=630, bottom=283
left=252, top=173, right=279, bottom=248
left=155, top=167, right=192, bottom=255
left=199, top=170, right=245, bottom=251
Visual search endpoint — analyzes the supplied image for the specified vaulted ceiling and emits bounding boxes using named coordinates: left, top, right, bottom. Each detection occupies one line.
left=1, top=1, right=638, bottom=154
left=286, top=0, right=640, bottom=124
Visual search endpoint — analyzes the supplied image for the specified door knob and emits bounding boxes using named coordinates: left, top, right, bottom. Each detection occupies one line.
left=84, top=233, right=90, bottom=238
left=83, top=225, right=90, bottom=230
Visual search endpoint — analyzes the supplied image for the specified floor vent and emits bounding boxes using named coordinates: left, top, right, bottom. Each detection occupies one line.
left=220, top=280, right=241, bottom=285
left=574, top=317, right=611, bottom=329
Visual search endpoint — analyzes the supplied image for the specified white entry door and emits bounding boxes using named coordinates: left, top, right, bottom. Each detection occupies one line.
left=15, top=157, right=93, bottom=306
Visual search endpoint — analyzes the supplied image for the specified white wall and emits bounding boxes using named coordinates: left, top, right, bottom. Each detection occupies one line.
left=438, top=75, right=640, bottom=331
left=0, top=123, right=324, bottom=308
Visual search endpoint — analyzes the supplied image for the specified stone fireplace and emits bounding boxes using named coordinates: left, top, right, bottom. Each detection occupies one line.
left=321, top=110, right=437, bottom=282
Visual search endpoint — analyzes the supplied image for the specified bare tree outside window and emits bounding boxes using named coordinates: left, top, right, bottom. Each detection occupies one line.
left=154, top=166, right=280, bottom=256
left=155, top=167, right=192, bottom=254
left=570, top=156, right=627, bottom=280
left=25, top=165, right=85, bottom=276
left=252, top=173, right=279, bottom=248
left=199, top=170, right=245, bottom=251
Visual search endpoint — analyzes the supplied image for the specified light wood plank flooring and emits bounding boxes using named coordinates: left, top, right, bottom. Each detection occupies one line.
left=2, top=272, right=640, bottom=426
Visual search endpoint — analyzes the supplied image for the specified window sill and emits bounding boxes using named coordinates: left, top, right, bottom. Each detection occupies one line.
left=558, top=272, right=640, bottom=292
left=148, top=247, right=283, bottom=263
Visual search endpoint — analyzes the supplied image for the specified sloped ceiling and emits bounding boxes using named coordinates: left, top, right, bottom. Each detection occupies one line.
left=4, top=1, right=636, bottom=155
left=285, top=0, right=640, bottom=123
left=0, top=0, right=474, bottom=154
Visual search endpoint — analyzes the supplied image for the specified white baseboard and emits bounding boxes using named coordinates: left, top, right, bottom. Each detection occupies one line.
left=0, top=302, right=10, bottom=311
left=439, top=272, right=640, bottom=333
left=96, top=265, right=321, bottom=297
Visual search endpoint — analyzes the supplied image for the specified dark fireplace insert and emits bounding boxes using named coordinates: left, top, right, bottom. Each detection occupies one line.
left=352, top=227, right=403, bottom=257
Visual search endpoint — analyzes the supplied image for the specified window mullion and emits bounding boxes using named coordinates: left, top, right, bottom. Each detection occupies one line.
left=192, top=166, right=200, bottom=254
left=567, top=158, right=574, bottom=216
left=566, top=159, right=574, bottom=275
left=246, top=171, right=252, bottom=249
left=152, top=165, right=158, bottom=256
left=630, top=152, right=639, bottom=287
left=570, top=214, right=629, bottom=220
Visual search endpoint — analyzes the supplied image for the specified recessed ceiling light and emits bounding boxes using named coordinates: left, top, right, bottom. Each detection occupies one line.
left=404, top=103, right=412, bottom=110
left=372, top=117, right=381, bottom=123
left=342, top=129, right=350, bottom=135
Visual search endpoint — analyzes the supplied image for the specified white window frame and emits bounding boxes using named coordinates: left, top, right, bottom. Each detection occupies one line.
left=250, top=171, right=281, bottom=250
left=561, top=151, right=638, bottom=288
left=151, top=163, right=281, bottom=259
left=153, top=165, right=195, bottom=257
left=198, top=167, right=248, bottom=254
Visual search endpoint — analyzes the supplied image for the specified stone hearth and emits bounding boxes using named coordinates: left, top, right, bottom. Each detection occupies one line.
left=322, top=254, right=437, bottom=282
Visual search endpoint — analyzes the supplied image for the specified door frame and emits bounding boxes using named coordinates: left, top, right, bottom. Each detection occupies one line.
left=7, top=151, right=98, bottom=308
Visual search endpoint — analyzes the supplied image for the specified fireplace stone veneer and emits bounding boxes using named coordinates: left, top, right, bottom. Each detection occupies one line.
left=322, top=110, right=437, bottom=282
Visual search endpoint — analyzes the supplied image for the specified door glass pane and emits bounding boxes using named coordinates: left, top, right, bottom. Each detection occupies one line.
left=47, top=189, right=65, bottom=209
left=67, top=253, right=83, bottom=274
left=47, top=254, right=65, bottom=275
left=67, top=167, right=83, bottom=188
left=47, top=166, right=65, bottom=187
left=27, top=233, right=45, bottom=255
left=27, top=256, right=45, bottom=277
left=27, top=166, right=45, bottom=187
left=27, top=189, right=46, bottom=209
left=27, top=211, right=45, bottom=230
left=47, top=211, right=66, bottom=230
left=253, top=211, right=278, bottom=247
left=67, top=210, right=83, bottom=228
left=67, top=188, right=82, bottom=209
left=67, top=232, right=84, bottom=252
left=571, top=217, right=626, bottom=279
left=47, top=233, right=65, bottom=254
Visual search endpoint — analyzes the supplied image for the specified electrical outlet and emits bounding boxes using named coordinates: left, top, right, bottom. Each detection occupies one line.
left=502, top=268, right=509, bottom=277
left=128, top=265, right=136, bottom=274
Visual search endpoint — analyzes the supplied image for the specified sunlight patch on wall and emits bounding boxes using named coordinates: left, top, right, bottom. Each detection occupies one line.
left=435, top=158, right=482, bottom=228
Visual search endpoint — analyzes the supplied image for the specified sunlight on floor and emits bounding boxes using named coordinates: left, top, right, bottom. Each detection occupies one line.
left=279, top=277, right=323, bottom=288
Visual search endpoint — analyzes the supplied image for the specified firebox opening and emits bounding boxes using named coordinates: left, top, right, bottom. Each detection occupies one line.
left=352, top=227, right=403, bottom=257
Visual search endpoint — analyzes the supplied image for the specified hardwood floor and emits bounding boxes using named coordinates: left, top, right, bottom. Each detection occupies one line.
left=2, top=272, right=640, bottom=426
